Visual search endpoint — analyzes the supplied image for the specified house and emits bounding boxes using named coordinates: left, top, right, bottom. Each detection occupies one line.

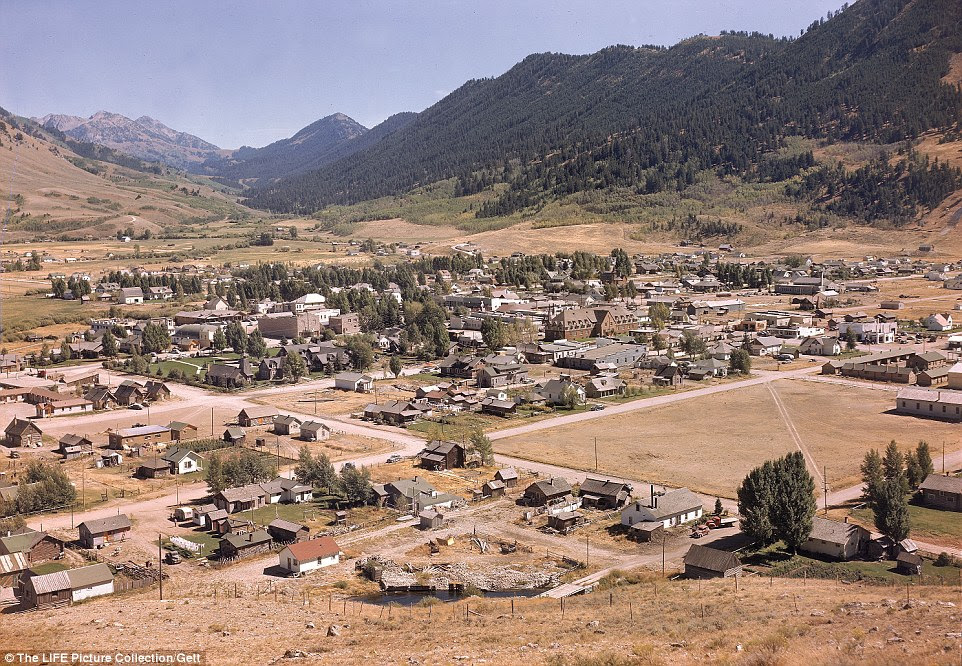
left=279, top=477, right=313, bottom=503
left=84, top=385, right=118, bottom=411
left=192, top=504, right=218, bottom=528
left=219, top=529, right=273, bottom=560
left=56, top=434, right=94, bottom=460
left=547, top=511, right=584, bottom=532
left=273, top=415, right=302, bottom=437
left=684, top=544, right=743, bottom=579
left=419, top=440, right=468, bottom=470
left=146, top=286, right=174, bottom=301
left=409, top=502, right=443, bottom=527
left=166, top=421, right=199, bottom=441
left=36, top=397, right=94, bottom=418
left=145, top=381, right=172, bottom=402
left=223, top=426, right=246, bottom=445
left=363, top=400, right=426, bottom=426
left=372, top=477, right=458, bottom=513
left=214, top=484, right=268, bottom=513
left=799, top=336, right=841, bottom=356
left=114, top=381, right=146, bottom=406
left=117, top=287, right=144, bottom=305
left=278, top=536, right=341, bottom=575
left=748, top=336, right=783, bottom=356
left=21, top=563, right=114, bottom=609
left=480, top=397, right=517, bottom=417
left=237, top=406, right=278, bottom=427
left=585, top=376, right=626, bottom=399
left=137, top=458, right=171, bottom=479
left=523, top=477, right=573, bottom=507
left=108, top=425, right=172, bottom=450
left=924, top=313, right=953, bottom=332
left=537, top=378, right=586, bottom=406
left=918, top=474, right=962, bottom=511
left=578, top=478, right=631, bottom=510
left=801, top=517, right=870, bottom=560
left=481, top=479, right=506, bottom=498
left=0, top=529, right=64, bottom=564
left=895, top=387, right=962, bottom=422
left=687, top=358, right=729, bottom=381
left=206, top=363, right=251, bottom=389
left=620, top=487, right=703, bottom=529
left=329, top=313, right=361, bottom=336
left=333, top=372, right=374, bottom=393
left=162, top=447, right=204, bottom=475
left=4, top=418, right=43, bottom=448
left=300, top=420, right=331, bottom=441
left=495, top=468, right=518, bottom=488
left=267, top=518, right=310, bottom=544
left=476, top=363, right=529, bottom=389
left=652, top=364, right=683, bottom=387
left=896, top=551, right=923, bottom=576
left=78, top=514, right=132, bottom=548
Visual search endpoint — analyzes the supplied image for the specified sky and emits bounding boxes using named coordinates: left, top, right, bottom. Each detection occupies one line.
left=1, top=1, right=850, bottom=149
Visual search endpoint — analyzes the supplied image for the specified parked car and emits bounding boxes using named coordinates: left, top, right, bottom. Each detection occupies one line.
left=589, top=404, right=605, bottom=411
left=342, top=462, right=356, bottom=470
left=128, top=403, right=144, bottom=410
left=386, top=454, right=402, bottom=464
left=776, top=353, right=795, bottom=362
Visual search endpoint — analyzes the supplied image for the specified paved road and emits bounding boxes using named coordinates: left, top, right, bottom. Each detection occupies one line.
left=488, top=365, right=822, bottom=442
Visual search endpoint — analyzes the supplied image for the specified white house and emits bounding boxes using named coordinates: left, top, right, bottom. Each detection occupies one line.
left=162, top=448, right=204, bottom=475
left=836, top=320, right=897, bottom=344
left=300, top=420, right=331, bottom=442
left=801, top=517, right=870, bottom=561
left=620, top=488, right=703, bottom=529
left=334, top=372, right=374, bottom=393
left=280, top=478, right=313, bottom=504
left=925, top=313, right=953, bottom=332
left=799, top=336, right=841, bottom=356
left=278, top=536, right=341, bottom=575
left=537, top=377, right=586, bottom=406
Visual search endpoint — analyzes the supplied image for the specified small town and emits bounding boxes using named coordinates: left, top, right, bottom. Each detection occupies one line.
left=4, top=0, right=962, bottom=663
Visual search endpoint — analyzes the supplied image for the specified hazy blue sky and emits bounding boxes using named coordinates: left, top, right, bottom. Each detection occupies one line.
left=1, top=1, right=849, bottom=149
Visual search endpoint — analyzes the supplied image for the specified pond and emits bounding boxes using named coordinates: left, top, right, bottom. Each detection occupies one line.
left=350, top=587, right=544, bottom=607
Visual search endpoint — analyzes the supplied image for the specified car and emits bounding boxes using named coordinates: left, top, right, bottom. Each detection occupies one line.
left=128, top=403, right=144, bottom=410
left=342, top=462, right=356, bottom=470
left=776, top=353, right=795, bottom=362
left=164, top=551, right=182, bottom=565
left=589, top=404, right=605, bottom=411
left=386, top=454, right=402, bottom=464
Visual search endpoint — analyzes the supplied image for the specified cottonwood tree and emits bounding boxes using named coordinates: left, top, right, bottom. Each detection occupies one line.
left=469, top=428, right=494, bottom=465
left=737, top=452, right=816, bottom=552
left=283, top=351, right=307, bottom=382
left=339, top=465, right=372, bottom=505
left=225, top=321, right=248, bottom=354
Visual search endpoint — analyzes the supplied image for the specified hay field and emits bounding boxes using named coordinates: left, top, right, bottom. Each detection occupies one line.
left=493, top=379, right=962, bottom=498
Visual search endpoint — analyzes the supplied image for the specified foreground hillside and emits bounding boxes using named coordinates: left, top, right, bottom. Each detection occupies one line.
left=3, top=575, right=961, bottom=665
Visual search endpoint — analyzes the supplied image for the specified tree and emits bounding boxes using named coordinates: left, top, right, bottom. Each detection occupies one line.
left=469, top=428, right=494, bottom=465
left=225, top=321, right=248, bottom=354
left=560, top=384, right=581, bottom=410
left=874, top=477, right=910, bottom=542
left=714, top=498, right=723, bottom=515
left=346, top=336, right=375, bottom=371
left=129, top=351, right=149, bottom=374
left=905, top=449, right=923, bottom=489
left=283, top=350, right=307, bottom=382
left=843, top=328, right=858, bottom=351
left=481, top=318, right=508, bottom=351
left=770, top=452, right=817, bottom=554
left=246, top=329, right=268, bottom=358
left=883, top=440, right=909, bottom=495
left=728, top=349, right=752, bottom=375
left=389, top=355, right=402, bottom=378
left=738, top=453, right=816, bottom=552
left=339, top=465, right=372, bottom=505
left=860, top=449, right=884, bottom=508
left=141, top=323, right=171, bottom=354
left=737, top=460, right=776, bottom=545
left=294, top=447, right=338, bottom=494
left=648, top=302, right=670, bottom=330
left=206, top=454, right=228, bottom=494
left=59, top=341, right=72, bottom=362
left=222, top=449, right=275, bottom=486
left=915, top=440, right=934, bottom=483
left=212, top=327, right=227, bottom=352
left=15, top=461, right=76, bottom=513
left=680, top=330, right=707, bottom=357
left=101, top=330, right=118, bottom=357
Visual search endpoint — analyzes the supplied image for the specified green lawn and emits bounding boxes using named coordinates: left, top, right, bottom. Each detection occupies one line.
left=30, top=561, right=68, bottom=575
left=743, top=543, right=959, bottom=584
left=850, top=503, right=962, bottom=547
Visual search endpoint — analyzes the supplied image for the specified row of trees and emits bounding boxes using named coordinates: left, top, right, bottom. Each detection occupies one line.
left=294, top=448, right=373, bottom=505
left=860, top=440, right=933, bottom=542
left=0, top=462, right=76, bottom=517
left=205, top=449, right=277, bottom=494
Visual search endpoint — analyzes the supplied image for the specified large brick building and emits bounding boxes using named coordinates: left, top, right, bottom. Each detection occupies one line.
left=544, top=306, right=635, bottom=341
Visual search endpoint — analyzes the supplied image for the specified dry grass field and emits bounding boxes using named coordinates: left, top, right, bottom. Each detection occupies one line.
left=2, top=575, right=961, bottom=665
left=493, top=379, right=962, bottom=498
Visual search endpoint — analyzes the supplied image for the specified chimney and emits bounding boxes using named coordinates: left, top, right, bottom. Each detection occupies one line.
left=650, top=484, right=655, bottom=505
left=654, top=495, right=658, bottom=509
left=844, top=516, right=848, bottom=523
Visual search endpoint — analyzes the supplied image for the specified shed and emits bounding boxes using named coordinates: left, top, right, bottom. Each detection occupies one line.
left=547, top=511, right=584, bottom=533
left=419, top=508, right=444, bottom=529
left=267, top=519, right=310, bottom=544
left=683, top=544, right=742, bottom=579
left=219, top=529, right=272, bottom=560
left=78, top=514, right=131, bottom=548
left=896, top=551, right=923, bottom=576
left=495, top=468, right=518, bottom=488
left=482, top=479, right=506, bottom=498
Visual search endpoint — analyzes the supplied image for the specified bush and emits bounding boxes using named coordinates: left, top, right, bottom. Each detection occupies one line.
left=935, top=552, right=958, bottom=567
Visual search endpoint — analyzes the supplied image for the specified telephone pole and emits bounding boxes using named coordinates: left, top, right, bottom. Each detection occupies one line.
left=158, top=533, right=163, bottom=600
left=823, top=465, right=828, bottom=515
left=594, top=437, right=598, bottom=472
